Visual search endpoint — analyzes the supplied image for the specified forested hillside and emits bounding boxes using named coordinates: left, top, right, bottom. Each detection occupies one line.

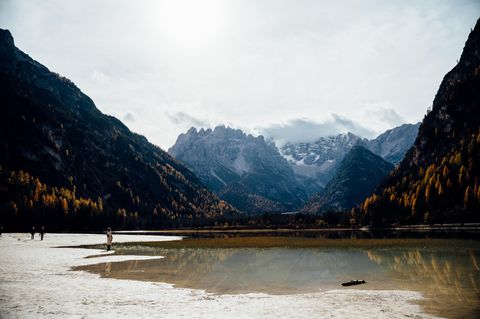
left=0, top=29, right=238, bottom=230
left=304, top=146, right=393, bottom=214
left=360, top=19, right=480, bottom=226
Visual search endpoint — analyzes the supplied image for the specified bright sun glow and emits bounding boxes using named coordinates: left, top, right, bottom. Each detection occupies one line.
left=153, top=0, right=230, bottom=51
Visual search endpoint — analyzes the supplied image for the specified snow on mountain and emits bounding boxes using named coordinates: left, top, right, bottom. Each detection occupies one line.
left=280, top=132, right=368, bottom=195
left=168, top=123, right=419, bottom=209
left=279, top=124, right=420, bottom=196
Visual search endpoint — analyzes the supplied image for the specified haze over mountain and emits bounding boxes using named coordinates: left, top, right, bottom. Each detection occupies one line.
left=303, top=146, right=394, bottom=214
left=168, top=126, right=306, bottom=213
left=361, top=18, right=480, bottom=225
left=0, top=28, right=238, bottom=230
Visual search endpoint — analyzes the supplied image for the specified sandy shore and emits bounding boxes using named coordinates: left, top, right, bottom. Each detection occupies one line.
left=0, top=233, right=437, bottom=318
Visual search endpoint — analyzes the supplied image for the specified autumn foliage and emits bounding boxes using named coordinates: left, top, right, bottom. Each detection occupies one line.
left=361, top=125, right=480, bottom=226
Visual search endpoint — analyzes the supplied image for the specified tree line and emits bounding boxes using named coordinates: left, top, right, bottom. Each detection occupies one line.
left=358, top=131, right=480, bottom=226
left=0, top=165, right=238, bottom=231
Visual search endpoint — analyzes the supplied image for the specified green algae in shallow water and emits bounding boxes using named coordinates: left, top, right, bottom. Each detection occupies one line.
left=112, top=236, right=480, bottom=250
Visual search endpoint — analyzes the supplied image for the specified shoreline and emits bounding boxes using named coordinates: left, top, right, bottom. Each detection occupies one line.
left=0, top=233, right=436, bottom=318
left=113, top=224, right=480, bottom=235
left=3, top=223, right=478, bottom=236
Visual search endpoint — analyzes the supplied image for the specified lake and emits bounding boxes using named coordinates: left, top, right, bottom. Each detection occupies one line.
left=75, top=232, right=480, bottom=319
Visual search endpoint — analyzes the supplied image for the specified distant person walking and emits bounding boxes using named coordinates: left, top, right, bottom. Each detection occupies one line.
left=106, top=227, right=113, bottom=251
left=30, top=227, right=35, bottom=240
left=40, top=226, right=45, bottom=240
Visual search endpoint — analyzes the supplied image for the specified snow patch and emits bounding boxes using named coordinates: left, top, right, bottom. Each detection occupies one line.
left=210, top=169, right=227, bottom=186
left=232, top=148, right=250, bottom=175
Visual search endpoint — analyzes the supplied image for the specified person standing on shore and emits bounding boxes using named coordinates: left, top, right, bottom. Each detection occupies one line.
left=40, top=226, right=45, bottom=240
left=30, top=227, right=35, bottom=240
left=106, top=227, right=113, bottom=251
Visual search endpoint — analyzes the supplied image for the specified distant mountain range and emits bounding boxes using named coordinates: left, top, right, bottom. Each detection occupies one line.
left=3, top=15, right=476, bottom=228
left=169, top=123, right=418, bottom=213
left=0, top=28, right=238, bottom=230
left=360, top=18, right=480, bottom=225
left=168, top=126, right=306, bottom=213
left=280, top=132, right=365, bottom=196
left=280, top=123, right=419, bottom=196
left=303, top=146, right=394, bottom=214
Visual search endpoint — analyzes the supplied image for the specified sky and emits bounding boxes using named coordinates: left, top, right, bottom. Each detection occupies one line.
left=1, top=0, right=479, bottom=148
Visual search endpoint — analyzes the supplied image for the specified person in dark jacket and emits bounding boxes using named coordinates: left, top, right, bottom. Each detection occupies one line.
left=30, top=227, right=35, bottom=240
left=40, top=226, right=45, bottom=240
left=106, top=227, right=113, bottom=251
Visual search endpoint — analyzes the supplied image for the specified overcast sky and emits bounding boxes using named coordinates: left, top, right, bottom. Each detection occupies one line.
left=1, top=0, right=479, bottom=148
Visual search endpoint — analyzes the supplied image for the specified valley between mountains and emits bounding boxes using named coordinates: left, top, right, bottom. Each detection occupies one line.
left=1, top=17, right=480, bottom=230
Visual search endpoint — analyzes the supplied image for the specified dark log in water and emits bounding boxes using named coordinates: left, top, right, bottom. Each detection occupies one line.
left=341, top=280, right=366, bottom=287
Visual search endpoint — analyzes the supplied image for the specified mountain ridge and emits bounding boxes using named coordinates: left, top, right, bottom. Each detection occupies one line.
left=360, top=18, right=480, bottom=225
left=303, top=145, right=394, bottom=214
left=279, top=123, right=420, bottom=196
left=168, top=125, right=307, bottom=213
left=0, top=28, right=238, bottom=230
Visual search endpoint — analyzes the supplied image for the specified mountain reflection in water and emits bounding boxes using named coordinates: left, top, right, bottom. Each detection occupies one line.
left=76, top=238, right=480, bottom=319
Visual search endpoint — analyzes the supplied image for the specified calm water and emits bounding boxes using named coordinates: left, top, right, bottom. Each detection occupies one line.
left=77, top=235, right=480, bottom=319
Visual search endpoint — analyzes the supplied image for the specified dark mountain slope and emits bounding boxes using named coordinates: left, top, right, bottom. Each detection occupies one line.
left=303, top=146, right=394, bottom=214
left=0, top=29, right=238, bottom=230
left=361, top=19, right=480, bottom=225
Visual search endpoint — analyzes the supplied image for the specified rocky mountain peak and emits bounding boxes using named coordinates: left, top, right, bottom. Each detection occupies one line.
left=169, top=126, right=306, bottom=213
left=0, top=29, right=14, bottom=52
left=279, top=123, right=419, bottom=196
left=367, top=122, right=420, bottom=164
left=186, top=126, right=198, bottom=134
left=0, top=28, right=238, bottom=230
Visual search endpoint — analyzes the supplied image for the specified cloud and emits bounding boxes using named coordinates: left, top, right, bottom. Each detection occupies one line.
left=330, top=114, right=375, bottom=137
left=361, top=102, right=405, bottom=126
left=2, top=0, right=478, bottom=149
left=90, top=70, right=110, bottom=84
left=374, top=107, right=404, bottom=125
left=123, top=112, right=135, bottom=123
left=259, top=113, right=375, bottom=145
left=166, top=111, right=209, bottom=128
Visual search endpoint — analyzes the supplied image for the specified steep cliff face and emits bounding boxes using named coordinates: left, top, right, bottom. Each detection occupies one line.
left=303, top=146, right=394, bottom=214
left=367, top=123, right=420, bottom=165
left=361, top=19, right=480, bottom=225
left=169, top=126, right=306, bottom=213
left=0, top=29, right=238, bottom=229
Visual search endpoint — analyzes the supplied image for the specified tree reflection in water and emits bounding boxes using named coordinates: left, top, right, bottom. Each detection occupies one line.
left=365, top=248, right=480, bottom=319
left=76, top=239, right=480, bottom=318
